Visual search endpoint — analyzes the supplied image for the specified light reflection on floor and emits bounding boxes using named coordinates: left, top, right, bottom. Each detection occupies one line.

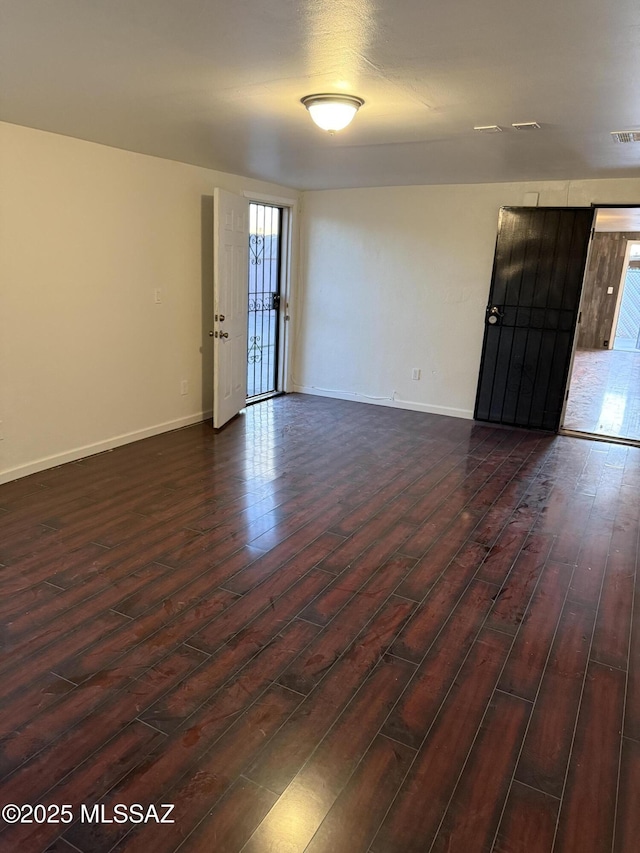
left=243, top=401, right=277, bottom=483
left=597, top=391, right=627, bottom=435
left=563, top=348, right=640, bottom=441
left=239, top=402, right=285, bottom=541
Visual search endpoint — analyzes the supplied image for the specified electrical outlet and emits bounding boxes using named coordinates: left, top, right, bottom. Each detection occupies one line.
left=154, top=288, right=162, bottom=304
left=411, top=368, right=421, bottom=380
left=180, top=379, right=188, bottom=395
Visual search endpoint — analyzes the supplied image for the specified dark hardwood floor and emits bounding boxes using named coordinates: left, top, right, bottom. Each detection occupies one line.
left=0, top=393, right=638, bottom=853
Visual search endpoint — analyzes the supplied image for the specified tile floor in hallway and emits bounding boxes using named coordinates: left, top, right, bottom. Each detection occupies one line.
left=0, top=394, right=638, bottom=852
left=563, top=347, right=640, bottom=441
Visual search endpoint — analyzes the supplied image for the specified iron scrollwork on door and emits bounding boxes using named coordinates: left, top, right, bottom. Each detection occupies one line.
left=249, top=293, right=280, bottom=312
left=249, top=234, right=264, bottom=266
left=248, top=335, right=262, bottom=364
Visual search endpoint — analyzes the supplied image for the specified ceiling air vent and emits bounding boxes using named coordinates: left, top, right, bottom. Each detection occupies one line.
left=611, top=131, right=640, bottom=143
left=512, top=122, right=541, bottom=130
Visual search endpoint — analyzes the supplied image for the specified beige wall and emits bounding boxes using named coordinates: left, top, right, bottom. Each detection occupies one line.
left=294, top=180, right=640, bottom=419
left=0, top=122, right=298, bottom=483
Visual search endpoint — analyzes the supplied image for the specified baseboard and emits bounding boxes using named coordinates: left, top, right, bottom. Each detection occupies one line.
left=291, top=384, right=473, bottom=421
left=0, top=411, right=213, bottom=485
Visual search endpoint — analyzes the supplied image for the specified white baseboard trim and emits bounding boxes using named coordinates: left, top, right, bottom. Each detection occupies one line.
left=291, top=384, right=473, bottom=421
left=0, top=411, right=213, bottom=485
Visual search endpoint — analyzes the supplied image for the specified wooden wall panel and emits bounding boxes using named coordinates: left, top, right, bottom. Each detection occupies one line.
left=578, top=231, right=640, bottom=349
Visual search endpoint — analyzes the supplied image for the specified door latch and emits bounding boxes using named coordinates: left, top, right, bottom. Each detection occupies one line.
left=486, top=305, right=504, bottom=326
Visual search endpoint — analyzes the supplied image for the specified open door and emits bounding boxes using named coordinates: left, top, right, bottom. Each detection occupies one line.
left=475, top=207, right=594, bottom=430
left=213, top=188, right=249, bottom=429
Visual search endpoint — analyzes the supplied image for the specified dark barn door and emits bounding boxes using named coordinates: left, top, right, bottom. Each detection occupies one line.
left=475, top=207, right=594, bottom=431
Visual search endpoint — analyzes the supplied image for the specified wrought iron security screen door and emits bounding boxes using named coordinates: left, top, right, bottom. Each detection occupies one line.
left=475, top=207, right=593, bottom=430
left=247, top=203, right=282, bottom=400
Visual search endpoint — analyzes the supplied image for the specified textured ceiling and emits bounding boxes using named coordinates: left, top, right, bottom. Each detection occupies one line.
left=2, top=0, right=640, bottom=190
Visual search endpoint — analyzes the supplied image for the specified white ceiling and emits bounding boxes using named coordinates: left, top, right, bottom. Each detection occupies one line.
left=2, top=0, right=640, bottom=190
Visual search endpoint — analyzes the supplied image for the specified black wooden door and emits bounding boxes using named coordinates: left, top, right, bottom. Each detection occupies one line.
left=474, top=207, right=594, bottom=431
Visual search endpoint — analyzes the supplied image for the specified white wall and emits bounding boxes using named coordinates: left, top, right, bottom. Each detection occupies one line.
left=0, top=122, right=298, bottom=483
left=294, top=178, right=640, bottom=419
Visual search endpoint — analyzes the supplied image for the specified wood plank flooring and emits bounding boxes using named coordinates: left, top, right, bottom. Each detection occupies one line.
left=0, top=393, right=638, bottom=853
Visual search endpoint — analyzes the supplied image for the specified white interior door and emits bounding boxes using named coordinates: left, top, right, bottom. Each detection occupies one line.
left=213, top=188, right=249, bottom=428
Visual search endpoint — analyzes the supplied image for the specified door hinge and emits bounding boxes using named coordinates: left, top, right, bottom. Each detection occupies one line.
left=578, top=311, right=582, bottom=324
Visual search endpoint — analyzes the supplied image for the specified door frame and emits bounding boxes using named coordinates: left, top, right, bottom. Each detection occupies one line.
left=557, top=208, right=597, bottom=429
left=243, top=192, right=297, bottom=397
left=559, top=203, right=640, bottom=433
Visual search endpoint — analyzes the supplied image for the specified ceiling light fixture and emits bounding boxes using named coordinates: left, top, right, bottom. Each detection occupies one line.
left=301, top=94, right=364, bottom=133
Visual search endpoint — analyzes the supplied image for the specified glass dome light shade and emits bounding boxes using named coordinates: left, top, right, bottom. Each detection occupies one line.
left=301, top=94, right=364, bottom=132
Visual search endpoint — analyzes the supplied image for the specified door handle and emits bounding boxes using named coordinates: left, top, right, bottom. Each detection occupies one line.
left=486, top=305, right=504, bottom=326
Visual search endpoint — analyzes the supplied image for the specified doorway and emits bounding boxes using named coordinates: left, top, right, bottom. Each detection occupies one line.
left=562, top=209, right=640, bottom=442
left=247, top=202, right=283, bottom=402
